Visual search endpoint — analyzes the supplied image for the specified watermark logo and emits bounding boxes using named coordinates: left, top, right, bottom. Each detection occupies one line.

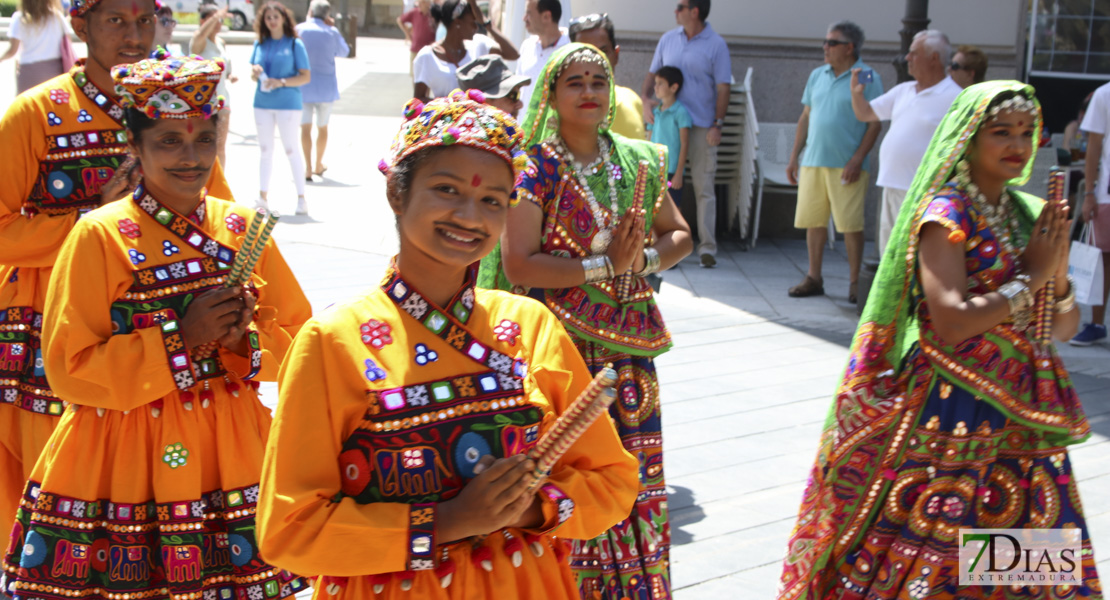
left=959, top=528, right=1081, bottom=586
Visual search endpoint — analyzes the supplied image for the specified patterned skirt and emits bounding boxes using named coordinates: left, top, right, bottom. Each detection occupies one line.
left=829, top=353, right=1102, bottom=599
left=568, top=337, right=671, bottom=600
left=2, top=390, right=306, bottom=600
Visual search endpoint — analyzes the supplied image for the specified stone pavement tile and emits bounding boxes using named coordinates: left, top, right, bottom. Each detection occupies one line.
left=663, top=421, right=824, bottom=477
left=660, top=376, right=836, bottom=424
left=674, top=563, right=782, bottom=600
left=660, top=311, right=772, bottom=335
left=659, top=332, right=846, bottom=367
left=658, top=344, right=845, bottom=386
left=663, top=400, right=827, bottom=451
left=670, top=518, right=795, bottom=591
left=669, top=450, right=818, bottom=508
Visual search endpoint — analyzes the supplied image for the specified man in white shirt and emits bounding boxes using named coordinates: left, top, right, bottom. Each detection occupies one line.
left=515, top=0, right=568, bottom=114
left=1071, top=81, right=1110, bottom=346
left=849, top=29, right=961, bottom=252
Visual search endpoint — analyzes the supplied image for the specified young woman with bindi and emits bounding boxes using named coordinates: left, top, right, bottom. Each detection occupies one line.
left=778, top=82, right=1100, bottom=599
left=257, top=90, right=639, bottom=599
left=1, top=55, right=312, bottom=600
left=479, top=43, right=693, bottom=600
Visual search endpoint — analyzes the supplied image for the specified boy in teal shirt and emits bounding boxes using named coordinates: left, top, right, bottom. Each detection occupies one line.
left=648, top=66, right=693, bottom=204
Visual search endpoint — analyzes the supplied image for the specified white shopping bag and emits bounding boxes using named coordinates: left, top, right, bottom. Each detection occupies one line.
left=1068, top=225, right=1105, bottom=306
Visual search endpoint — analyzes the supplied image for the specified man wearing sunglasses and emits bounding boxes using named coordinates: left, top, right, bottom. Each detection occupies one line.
left=457, top=54, right=530, bottom=119
left=849, top=29, right=960, bottom=255
left=786, top=20, right=882, bottom=302
left=642, top=0, right=731, bottom=268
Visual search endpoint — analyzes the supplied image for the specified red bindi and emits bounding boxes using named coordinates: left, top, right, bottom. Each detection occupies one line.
left=186, top=121, right=194, bottom=133
left=471, top=174, right=482, bottom=187
left=131, top=1, right=138, bottom=15
left=1017, top=120, right=1025, bottom=126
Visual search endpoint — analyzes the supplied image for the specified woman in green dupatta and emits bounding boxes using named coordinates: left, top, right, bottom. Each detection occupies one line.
left=777, top=81, right=1099, bottom=599
left=477, top=43, right=692, bottom=600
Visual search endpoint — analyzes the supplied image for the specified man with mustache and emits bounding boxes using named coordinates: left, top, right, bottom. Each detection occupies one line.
left=0, top=0, right=232, bottom=545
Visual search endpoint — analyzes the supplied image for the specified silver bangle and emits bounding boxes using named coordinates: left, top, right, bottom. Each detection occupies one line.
left=582, top=255, right=614, bottom=284
left=1054, top=276, right=1077, bottom=314
left=998, top=277, right=1034, bottom=330
left=634, top=247, right=661, bottom=277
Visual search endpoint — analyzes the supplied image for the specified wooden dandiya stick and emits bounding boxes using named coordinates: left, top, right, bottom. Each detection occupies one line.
left=229, top=211, right=279, bottom=287
left=616, top=160, right=652, bottom=303
left=227, top=209, right=267, bottom=286
left=525, top=366, right=618, bottom=493
left=1035, top=167, right=1068, bottom=344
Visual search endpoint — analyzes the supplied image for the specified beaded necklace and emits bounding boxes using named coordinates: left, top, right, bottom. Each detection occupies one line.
left=549, top=135, right=620, bottom=253
left=955, top=165, right=1025, bottom=263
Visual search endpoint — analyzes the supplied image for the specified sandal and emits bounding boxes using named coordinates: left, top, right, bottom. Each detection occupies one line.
left=788, top=275, right=824, bottom=297
left=849, top=281, right=859, bottom=304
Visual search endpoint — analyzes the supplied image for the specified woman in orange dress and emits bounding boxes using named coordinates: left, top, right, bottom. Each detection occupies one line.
left=256, top=90, right=640, bottom=599
left=3, top=54, right=312, bottom=600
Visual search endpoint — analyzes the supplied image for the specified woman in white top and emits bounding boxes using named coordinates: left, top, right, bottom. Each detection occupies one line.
left=412, top=0, right=518, bottom=102
left=191, top=3, right=239, bottom=167
left=1, top=0, right=71, bottom=93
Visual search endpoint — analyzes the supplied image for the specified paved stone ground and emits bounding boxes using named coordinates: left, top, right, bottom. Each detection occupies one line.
left=2, top=36, right=1107, bottom=599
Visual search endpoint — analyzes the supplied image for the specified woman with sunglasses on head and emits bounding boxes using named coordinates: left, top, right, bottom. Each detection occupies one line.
left=479, top=43, right=693, bottom=600
left=777, top=82, right=1100, bottom=599
left=3, top=53, right=311, bottom=600
left=256, top=89, right=639, bottom=600
left=413, top=0, right=518, bottom=103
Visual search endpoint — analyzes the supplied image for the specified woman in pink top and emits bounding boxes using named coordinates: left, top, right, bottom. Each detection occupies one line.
left=397, top=0, right=436, bottom=77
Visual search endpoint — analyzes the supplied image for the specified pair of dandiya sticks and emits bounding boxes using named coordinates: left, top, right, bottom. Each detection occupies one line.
left=190, top=208, right=280, bottom=361
left=1032, top=168, right=1067, bottom=345
left=393, top=367, right=619, bottom=592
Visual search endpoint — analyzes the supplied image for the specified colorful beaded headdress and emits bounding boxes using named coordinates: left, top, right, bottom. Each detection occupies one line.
left=111, top=50, right=226, bottom=120
left=379, top=89, right=533, bottom=198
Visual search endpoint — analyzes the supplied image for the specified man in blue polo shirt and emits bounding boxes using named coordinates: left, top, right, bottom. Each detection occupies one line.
left=642, top=0, right=732, bottom=268
left=786, top=20, right=882, bottom=303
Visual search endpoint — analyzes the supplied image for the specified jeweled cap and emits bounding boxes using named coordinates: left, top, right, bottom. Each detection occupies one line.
left=380, top=89, right=533, bottom=197
left=111, top=50, right=226, bottom=120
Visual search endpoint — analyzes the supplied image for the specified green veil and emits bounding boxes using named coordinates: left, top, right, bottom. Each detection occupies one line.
left=778, top=81, right=1073, bottom=599
left=519, top=42, right=618, bottom=147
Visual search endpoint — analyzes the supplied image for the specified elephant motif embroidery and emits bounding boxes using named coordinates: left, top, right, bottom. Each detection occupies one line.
left=375, top=446, right=451, bottom=499
left=162, top=544, right=202, bottom=582
left=50, top=539, right=90, bottom=579
left=109, top=545, right=152, bottom=582
left=203, top=532, right=231, bottom=570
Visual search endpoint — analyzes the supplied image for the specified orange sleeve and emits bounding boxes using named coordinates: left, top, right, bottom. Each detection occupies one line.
left=221, top=238, right=312, bottom=381
left=0, top=92, right=80, bottom=268
left=525, top=309, right=640, bottom=540
left=42, top=217, right=180, bottom=410
left=258, top=318, right=413, bottom=577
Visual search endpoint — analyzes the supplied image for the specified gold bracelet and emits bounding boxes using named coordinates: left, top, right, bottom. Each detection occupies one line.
left=1054, top=276, right=1077, bottom=314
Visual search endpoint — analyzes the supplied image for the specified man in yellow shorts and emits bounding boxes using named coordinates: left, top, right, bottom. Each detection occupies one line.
left=786, top=20, right=882, bottom=302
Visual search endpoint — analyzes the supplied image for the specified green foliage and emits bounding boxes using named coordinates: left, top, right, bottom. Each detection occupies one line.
left=1, top=0, right=19, bottom=18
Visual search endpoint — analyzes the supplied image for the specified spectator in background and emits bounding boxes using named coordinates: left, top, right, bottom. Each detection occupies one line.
left=297, top=0, right=350, bottom=182
left=250, top=1, right=311, bottom=214
left=569, top=12, right=645, bottom=140
left=948, top=44, right=987, bottom=88
left=0, top=0, right=71, bottom=93
left=456, top=54, right=530, bottom=119
left=1064, top=91, right=1093, bottom=156
left=397, top=0, right=436, bottom=79
left=413, top=0, right=518, bottom=102
left=192, top=3, right=237, bottom=168
left=515, top=0, right=568, bottom=115
left=849, top=29, right=960, bottom=255
left=153, top=4, right=178, bottom=54
left=1072, top=81, right=1110, bottom=346
left=643, top=0, right=731, bottom=268
left=786, top=20, right=882, bottom=301
left=649, top=66, right=692, bottom=202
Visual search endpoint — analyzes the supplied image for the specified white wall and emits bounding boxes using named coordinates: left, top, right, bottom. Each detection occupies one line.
left=569, top=0, right=1021, bottom=50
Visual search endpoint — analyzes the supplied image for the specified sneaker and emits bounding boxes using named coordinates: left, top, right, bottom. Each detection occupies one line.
left=295, top=197, right=309, bottom=216
left=700, top=253, right=716, bottom=268
left=1069, top=323, right=1107, bottom=346
left=254, top=196, right=270, bottom=213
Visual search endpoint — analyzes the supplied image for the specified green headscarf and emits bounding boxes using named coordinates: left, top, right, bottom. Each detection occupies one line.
left=519, top=42, right=618, bottom=146
left=778, top=80, right=1093, bottom=600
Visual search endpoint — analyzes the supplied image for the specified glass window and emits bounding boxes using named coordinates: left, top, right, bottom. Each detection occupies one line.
left=1030, top=0, right=1110, bottom=76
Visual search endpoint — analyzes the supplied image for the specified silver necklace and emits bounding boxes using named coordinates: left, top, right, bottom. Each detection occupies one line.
left=551, top=135, right=620, bottom=253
